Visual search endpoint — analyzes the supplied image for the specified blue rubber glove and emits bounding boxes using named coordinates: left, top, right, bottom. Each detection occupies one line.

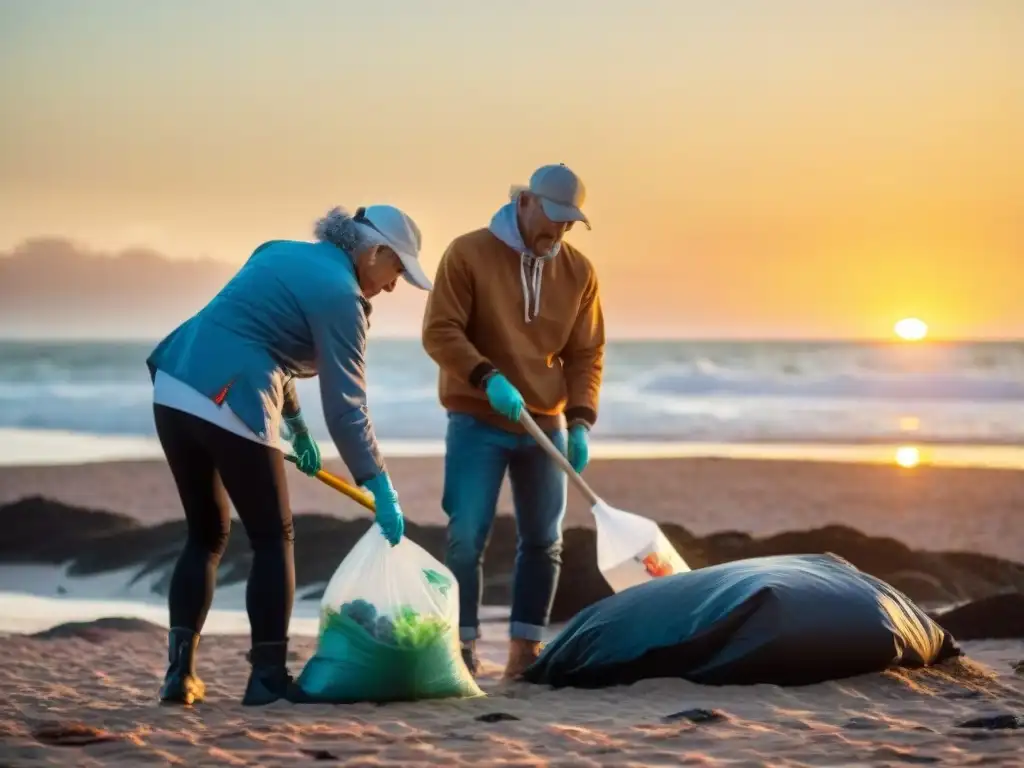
left=484, top=372, right=525, bottom=422
left=567, top=423, right=590, bottom=473
left=363, top=471, right=405, bottom=546
left=285, top=413, right=321, bottom=476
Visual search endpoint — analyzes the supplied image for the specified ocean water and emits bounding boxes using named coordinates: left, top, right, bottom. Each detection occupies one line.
left=1, top=339, right=1023, bottom=457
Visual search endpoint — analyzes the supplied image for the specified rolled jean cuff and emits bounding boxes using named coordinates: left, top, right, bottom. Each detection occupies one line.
left=459, top=626, right=480, bottom=643
left=510, top=621, right=545, bottom=642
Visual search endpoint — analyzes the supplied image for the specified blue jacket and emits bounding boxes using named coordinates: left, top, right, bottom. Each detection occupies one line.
left=146, top=239, right=384, bottom=484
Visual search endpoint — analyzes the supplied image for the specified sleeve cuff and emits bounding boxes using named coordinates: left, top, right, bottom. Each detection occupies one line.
left=469, top=362, right=498, bottom=389
left=565, top=406, right=596, bottom=429
left=283, top=412, right=308, bottom=435
left=353, top=460, right=386, bottom=489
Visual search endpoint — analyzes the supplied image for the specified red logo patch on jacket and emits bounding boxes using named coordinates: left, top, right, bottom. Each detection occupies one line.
left=212, top=379, right=235, bottom=406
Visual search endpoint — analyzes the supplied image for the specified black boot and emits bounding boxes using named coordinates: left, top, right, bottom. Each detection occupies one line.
left=241, top=640, right=308, bottom=706
left=159, top=627, right=206, bottom=705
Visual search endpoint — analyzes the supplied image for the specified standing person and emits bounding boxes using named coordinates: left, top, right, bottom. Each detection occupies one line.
left=421, top=163, right=605, bottom=679
left=147, top=204, right=432, bottom=706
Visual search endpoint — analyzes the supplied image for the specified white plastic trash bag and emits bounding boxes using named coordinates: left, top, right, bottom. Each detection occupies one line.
left=592, top=501, right=690, bottom=593
left=296, top=525, right=484, bottom=703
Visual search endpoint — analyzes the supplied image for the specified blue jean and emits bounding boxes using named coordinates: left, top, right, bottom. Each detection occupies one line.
left=442, top=412, right=568, bottom=643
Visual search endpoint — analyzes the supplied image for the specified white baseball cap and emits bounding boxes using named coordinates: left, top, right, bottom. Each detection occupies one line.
left=354, top=205, right=432, bottom=291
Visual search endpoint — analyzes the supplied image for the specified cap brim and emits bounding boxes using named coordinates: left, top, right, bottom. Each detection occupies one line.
left=540, top=198, right=591, bottom=230
left=397, top=252, right=432, bottom=291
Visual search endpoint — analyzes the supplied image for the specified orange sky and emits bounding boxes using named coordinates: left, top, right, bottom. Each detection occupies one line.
left=1, top=1, right=1021, bottom=339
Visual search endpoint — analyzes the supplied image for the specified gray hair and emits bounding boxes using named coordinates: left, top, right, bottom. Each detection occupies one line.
left=508, top=184, right=529, bottom=203
left=313, top=206, right=383, bottom=255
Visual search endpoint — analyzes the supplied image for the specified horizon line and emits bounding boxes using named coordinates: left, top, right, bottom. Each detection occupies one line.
left=1, top=335, right=1021, bottom=345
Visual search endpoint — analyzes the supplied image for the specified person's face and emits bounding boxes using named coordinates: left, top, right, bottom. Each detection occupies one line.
left=518, top=192, right=573, bottom=257
left=357, top=246, right=403, bottom=298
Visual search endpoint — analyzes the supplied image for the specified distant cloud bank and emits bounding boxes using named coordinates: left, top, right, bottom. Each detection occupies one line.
left=0, top=238, right=236, bottom=339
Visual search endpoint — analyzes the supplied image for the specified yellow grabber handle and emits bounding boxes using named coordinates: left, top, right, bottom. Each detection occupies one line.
left=283, top=454, right=376, bottom=515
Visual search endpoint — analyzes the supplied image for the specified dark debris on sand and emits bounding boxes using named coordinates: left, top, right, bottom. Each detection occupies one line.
left=662, top=708, right=728, bottom=724
left=475, top=712, right=521, bottom=723
left=30, top=617, right=165, bottom=643
left=955, top=714, right=1024, bottom=730
left=32, top=722, right=121, bottom=747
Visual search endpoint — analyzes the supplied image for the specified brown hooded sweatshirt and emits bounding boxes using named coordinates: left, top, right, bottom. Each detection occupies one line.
left=421, top=222, right=605, bottom=434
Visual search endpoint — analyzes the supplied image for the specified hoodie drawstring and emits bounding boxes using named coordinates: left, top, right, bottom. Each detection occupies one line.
left=519, top=253, right=545, bottom=323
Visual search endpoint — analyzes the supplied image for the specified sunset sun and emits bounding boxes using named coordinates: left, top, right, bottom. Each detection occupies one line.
left=894, top=318, right=928, bottom=341
left=894, top=445, right=921, bottom=468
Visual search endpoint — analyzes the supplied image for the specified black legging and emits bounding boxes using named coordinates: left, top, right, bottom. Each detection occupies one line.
left=154, top=404, right=295, bottom=645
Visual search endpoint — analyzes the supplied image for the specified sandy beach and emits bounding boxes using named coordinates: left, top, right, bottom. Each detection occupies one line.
left=0, top=628, right=1022, bottom=766
left=1, top=455, right=1023, bottom=766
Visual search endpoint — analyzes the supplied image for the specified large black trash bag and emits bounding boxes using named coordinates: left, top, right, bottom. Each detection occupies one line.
left=522, top=553, right=962, bottom=688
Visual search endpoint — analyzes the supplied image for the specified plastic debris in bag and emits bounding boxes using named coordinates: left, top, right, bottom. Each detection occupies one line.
left=296, top=524, right=484, bottom=703
left=593, top=501, right=690, bottom=593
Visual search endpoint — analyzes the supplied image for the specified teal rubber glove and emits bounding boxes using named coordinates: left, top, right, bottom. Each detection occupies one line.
left=285, top=413, right=321, bottom=476
left=484, top=372, right=525, bottom=422
left=363, top=471, right=405, bottom=546
left=567, top=423, right=590, bottom=473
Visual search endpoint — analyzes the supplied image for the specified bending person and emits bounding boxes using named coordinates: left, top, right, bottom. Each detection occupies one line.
left=146, top=205, right=432, bottom=706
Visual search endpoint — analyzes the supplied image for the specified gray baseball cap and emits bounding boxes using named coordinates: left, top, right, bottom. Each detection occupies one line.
left=523, top=163, right=591, bottom=230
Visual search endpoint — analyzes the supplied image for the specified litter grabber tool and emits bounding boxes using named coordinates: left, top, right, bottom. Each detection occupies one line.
left=283, top=454, right=376, bottom=514
left=518, top=411, right=690, bottom=593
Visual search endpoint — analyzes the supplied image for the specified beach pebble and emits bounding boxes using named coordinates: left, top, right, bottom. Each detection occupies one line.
left=30, top=617, right=164, bottom=643
left=33, top=722, right=120, bottom=747
left=475, top=712, right=521, bottom=723
left=299, top=748, right=339, bottom=760
left=955, top=713, right=1024, bottom=730
left=661, top=707, right=727, bottom=724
